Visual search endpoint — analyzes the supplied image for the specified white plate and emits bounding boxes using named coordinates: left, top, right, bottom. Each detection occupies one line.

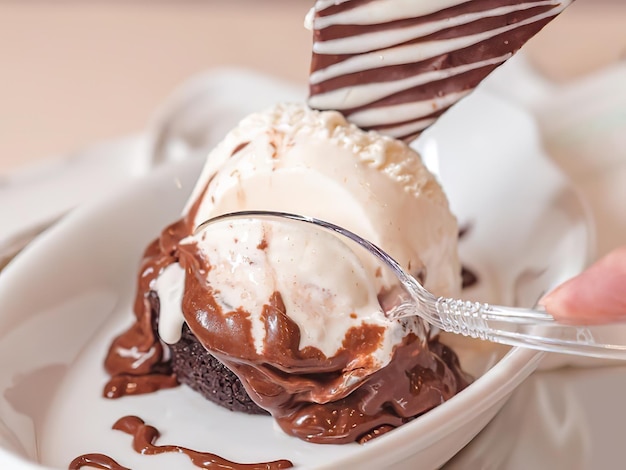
left=0, top=89, right=591, bottom=470
left=445, top=363, right=626, bottom=469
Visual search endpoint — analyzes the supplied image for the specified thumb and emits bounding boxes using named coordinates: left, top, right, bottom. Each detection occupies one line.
left=540, top=246, right=626, bottom=324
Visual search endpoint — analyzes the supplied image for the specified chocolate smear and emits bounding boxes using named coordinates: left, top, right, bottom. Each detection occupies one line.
left=69, top=453, right=129, bottom=470
left=112, top=415, right=293, bottom=469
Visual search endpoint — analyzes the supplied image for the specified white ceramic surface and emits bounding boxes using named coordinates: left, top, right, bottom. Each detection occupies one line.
left=0, top=89, right=592, bottom=470
left=0, top=136, right=152, bottom=249
left=444, top=364, right=626, bottom=469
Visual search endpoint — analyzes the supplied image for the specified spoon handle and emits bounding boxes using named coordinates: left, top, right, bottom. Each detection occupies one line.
left=434, top=298, right=626, bottom=360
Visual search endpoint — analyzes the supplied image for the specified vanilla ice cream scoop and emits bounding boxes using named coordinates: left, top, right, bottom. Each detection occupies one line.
left=156, top=103, right=461, bottom=369
left=186, top=102, right=460, bottom=294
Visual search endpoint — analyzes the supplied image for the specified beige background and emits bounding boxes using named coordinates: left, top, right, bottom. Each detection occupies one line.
left=1, top=0, right=625, bottom=173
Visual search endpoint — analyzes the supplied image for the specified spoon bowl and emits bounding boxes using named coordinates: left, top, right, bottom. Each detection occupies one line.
left=197, top=210, right=626, bottom=360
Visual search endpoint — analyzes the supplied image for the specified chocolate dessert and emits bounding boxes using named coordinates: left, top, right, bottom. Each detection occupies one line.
left=101, top=0, right=573, bottom=449
left=104, top=103, right=470, bottom=444
left=170, top=325, right=267, bottom=415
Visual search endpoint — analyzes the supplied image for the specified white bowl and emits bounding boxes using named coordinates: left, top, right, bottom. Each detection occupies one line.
left=0, top=85, right=591, bottom=469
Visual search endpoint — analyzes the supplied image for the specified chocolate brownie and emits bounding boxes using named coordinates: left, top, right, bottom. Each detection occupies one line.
left=170, top=324, right=268, bottom=415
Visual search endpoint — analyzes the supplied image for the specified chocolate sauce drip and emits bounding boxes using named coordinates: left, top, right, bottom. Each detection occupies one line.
left=102, top=224, right=180, bottom=398
left=68, top=453, right=129, bottom=470
left=357, top=425, right=395, bottom=444
left=267, top=336, right=469, bottom=444
left=104, top=373, right=178, bottom=399
left=103, top=183, right=210, bottom=398
left=113, top=416, right=293, bottom=469
left=176, top=237, right=470, bottom=443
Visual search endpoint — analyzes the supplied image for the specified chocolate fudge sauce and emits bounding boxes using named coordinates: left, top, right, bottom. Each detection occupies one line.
left=103, top=186, right=206, bottom=398
left=112, top=416, right=293, bottom=469
left=68, top=416, right=293, bottom=470
left=69, top=454, right=129, bottom=470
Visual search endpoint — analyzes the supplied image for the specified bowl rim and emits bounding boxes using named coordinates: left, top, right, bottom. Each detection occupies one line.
left=0, top=154, right=549, bottom=470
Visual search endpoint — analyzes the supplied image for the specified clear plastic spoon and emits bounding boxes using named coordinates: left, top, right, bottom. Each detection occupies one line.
left=195, top=211, right=626, bottom=360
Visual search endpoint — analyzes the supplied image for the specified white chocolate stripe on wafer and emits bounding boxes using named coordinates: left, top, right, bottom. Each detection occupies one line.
left=315, top=0, right=352, bottom=12
left=375, top=118, right=438, bottom=139
left=314, top=1, right=563, bottom=55
left=309, top=53, right=511, bottom=110
left=349, top=90, right=470, bottom=128
left=310, top=3, right=570, bottom=85
left=315, top=0, right=471, bottom=28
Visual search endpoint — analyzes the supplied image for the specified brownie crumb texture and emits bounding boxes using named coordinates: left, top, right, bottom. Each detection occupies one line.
left=170, top=325, right=269, bottom=415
